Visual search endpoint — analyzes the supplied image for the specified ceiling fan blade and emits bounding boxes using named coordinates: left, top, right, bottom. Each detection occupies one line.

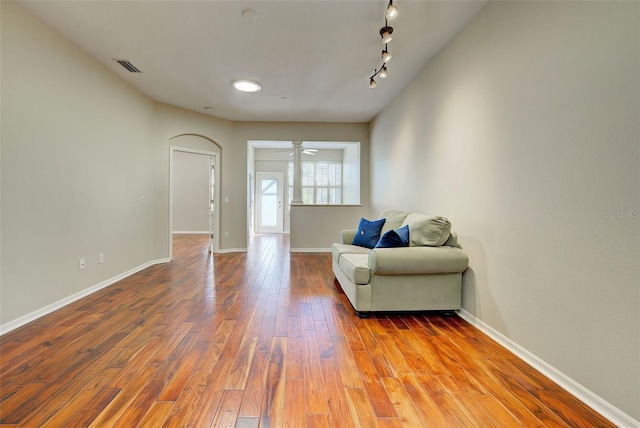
left=275, top=147, right=318, bottom=155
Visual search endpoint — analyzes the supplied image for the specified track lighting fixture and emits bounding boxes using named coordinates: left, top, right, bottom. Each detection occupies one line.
left=368, top=1, right=398, bottom=88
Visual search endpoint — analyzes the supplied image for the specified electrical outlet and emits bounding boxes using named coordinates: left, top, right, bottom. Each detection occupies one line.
left=141, top=196, right=145, bottom=205
left=99, top=253, right=104, bottom=264
left=79, top=259, right=86, bottom=270
left=224, top=232, right=229, bottom=238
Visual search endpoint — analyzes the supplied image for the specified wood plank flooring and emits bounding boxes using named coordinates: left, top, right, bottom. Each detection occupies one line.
left=0, top=234, right=613, bottom=427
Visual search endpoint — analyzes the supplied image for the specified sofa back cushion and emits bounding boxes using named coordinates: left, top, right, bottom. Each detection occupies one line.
left=401, top=213, right=452, bottom=247
left=443, top=232, right=459, bottom=248
left=378, top=210, right=408, bottom=234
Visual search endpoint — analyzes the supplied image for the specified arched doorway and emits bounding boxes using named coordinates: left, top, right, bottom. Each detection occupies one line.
left=169, top=134, right=221, bottom=259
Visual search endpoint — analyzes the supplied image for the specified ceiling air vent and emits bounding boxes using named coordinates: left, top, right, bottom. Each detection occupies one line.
left=114, top=59, right=141, bottom=73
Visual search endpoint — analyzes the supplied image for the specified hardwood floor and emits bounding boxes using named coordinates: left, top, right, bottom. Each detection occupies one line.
left=0, top=234, right=613, bottom=427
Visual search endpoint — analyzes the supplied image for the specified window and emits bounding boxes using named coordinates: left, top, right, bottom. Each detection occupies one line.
left=288, top=161, right=342, bottom=205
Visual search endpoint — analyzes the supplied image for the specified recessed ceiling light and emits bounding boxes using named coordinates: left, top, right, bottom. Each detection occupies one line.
left=241, top=8, right=258, bottom=21
left=232, top=80, right=262, bottom=93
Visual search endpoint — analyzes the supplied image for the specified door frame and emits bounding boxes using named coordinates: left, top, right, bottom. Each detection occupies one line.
left=255, top=171, right=284, bottom=234
left=169, top=146, right=220, bottom=260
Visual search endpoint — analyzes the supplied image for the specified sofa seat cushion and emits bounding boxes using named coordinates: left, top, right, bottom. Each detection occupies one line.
left=339, top=254, right=371, bottom=285
left=332, top=243, right=371, bottom=264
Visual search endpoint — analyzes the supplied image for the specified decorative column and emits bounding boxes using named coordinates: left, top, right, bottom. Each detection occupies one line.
left=291, top=140, right=303, bottom=205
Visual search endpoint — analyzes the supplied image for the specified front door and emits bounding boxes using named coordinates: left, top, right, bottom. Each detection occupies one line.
left=256, top=172, right=284, bottom=234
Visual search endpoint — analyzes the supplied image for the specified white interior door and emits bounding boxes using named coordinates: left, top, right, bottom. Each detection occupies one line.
left=208, top=159, right=215, bottom=253
left=256, top=172, right=284, bottom=234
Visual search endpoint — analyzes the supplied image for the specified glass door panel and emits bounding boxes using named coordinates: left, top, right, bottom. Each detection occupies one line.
left=256, top=172, right=284, bottom=233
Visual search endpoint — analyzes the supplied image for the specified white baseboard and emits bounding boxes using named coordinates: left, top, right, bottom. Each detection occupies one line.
left=172, top=231, right=208, bottom=234
left=218, top=248, right=248, bottom=254
left=457, top=309, right=639, bottom=428
left=0, top=258, right=170, bottom=336
left=290, top=248, right=331, bottom=253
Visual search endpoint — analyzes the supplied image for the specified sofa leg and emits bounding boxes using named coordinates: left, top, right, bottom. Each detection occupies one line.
left=356, top=311, right=370, bottom=318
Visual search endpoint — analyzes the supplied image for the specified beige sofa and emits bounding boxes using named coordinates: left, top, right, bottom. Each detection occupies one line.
left=332, top=210, right=469, bottom=317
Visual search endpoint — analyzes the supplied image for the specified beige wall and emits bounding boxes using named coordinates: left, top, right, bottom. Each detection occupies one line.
left=1, top=2, right=156, bottom=324
left=172, top=151, right=210, bottom=233
left=290, top=205, right=368, bottom=251
left=369, top=1, right=639, bottom=420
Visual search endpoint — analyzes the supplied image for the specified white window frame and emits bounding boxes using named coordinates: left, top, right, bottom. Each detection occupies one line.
left=288, top=161, right=343, bottom=205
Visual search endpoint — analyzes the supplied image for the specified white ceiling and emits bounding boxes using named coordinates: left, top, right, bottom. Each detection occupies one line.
left=16, top=0, right=486, bottom=123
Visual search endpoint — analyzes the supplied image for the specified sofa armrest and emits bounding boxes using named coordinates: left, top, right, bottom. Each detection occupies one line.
left=341, top=229, right=357, bottom=245
left=369, top=246, right=469, bottom=275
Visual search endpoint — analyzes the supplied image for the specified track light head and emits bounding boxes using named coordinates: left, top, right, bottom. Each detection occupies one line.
left=380, top=26, right=393, bottom=44
left=381, top=49, right=392, bottom=63
left=386, top=0, right=398, bottom=20
left=379, top=65, right=388, bottom=79
left=369, top=77, right=377, bottom=88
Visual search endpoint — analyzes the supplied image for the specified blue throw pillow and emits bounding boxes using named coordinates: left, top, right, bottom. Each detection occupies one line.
left=352, top=217, right=386, bottom=249
left=396, top=224, right=410, bottom=244
left=375, top=225, right=410, bottom=248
